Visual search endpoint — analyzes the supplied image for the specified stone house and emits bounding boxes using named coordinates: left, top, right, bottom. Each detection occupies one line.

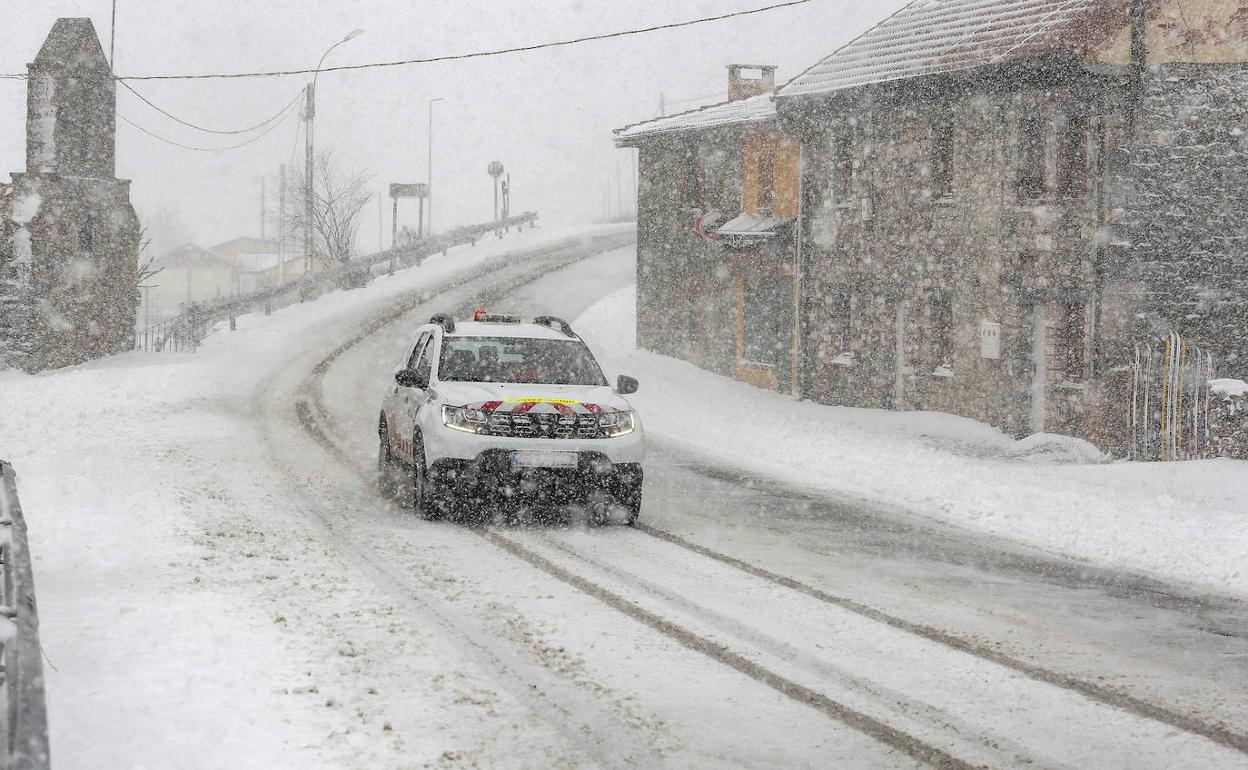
left=616, top=66, right=802, bottom=393
left=618, top=0, right=1248, bottom=455
left=0, top=18, right=141, bottom=371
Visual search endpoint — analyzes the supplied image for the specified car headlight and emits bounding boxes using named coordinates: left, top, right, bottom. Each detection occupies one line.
left=442, top=405, right=487, bottom=434
left=597, top=410, right=636, bottom=438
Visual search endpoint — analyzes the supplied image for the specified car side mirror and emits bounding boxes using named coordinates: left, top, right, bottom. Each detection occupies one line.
left=395, top=369, right=428, bottom=389
left=616, top=375, right=639, bottom=395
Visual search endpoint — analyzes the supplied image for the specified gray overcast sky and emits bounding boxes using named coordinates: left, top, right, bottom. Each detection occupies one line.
left=1, top=0, right=905, bottom=251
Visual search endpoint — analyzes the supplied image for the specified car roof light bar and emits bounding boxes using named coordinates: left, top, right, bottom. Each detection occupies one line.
left=472, top=308, right=522, bottom=323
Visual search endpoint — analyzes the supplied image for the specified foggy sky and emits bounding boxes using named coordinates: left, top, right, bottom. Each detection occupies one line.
left=0, top=0, right=905, bottom=252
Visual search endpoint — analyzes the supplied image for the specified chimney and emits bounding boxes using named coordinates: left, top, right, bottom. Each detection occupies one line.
left=727, top=65, right=777, bottom=102
left=1130, top=0, right=1148, bottom=75
left=1127, top=0, right=1149, bottom=126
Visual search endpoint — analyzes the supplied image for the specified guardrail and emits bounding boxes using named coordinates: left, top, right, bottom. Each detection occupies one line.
left=0, top=462, right=51, bottom=770
left=136, top=211, right=540, bottom=353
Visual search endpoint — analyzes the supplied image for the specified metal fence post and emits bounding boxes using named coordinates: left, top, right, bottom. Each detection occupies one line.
left=0, top=462, right=52, bottom=770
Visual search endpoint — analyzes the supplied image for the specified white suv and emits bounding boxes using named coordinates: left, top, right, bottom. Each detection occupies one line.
left=377, top=311, right=644, bottom=524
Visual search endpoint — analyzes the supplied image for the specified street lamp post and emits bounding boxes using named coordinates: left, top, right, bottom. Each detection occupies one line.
left=427, top=97, right=443, bottom=237
left=304, top=29, right=364, bottom=274
left=488, top=161, right=505, bottom=238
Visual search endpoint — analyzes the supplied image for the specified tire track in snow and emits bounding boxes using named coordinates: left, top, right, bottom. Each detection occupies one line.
left=292, top=242, right=974, bottom=769
left=629, top=523, right=1248, bottom=757
left=478, top=529, right=975, bottom=769
left=521, top=531, right=1039, bottom=768
left=295, top=234, right=1248, bottom=767
left=277, top=233, right=674, bottom=768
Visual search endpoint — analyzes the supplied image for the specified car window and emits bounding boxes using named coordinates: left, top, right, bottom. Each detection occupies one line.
left=406, top=331, right=431, bottom=370
left=439, top=335, right=608, bottom=386
left=413, top=334, right=435, bottom=384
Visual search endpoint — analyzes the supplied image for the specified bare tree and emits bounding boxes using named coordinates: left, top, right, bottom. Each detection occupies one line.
left=281, top=151, right=372, bottom=270
left=135, top=226, right=164, bottom=286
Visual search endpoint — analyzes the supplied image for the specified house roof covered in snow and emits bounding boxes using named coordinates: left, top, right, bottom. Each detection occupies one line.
left=778, top=0, right=1129, bottom=99
left=209, top=236, right=280, bottom=260
left=614, top=93, right=776, bottom=144
left=155, top=243, right=232, bottom=269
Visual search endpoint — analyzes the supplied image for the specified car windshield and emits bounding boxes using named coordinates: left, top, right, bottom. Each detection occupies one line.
left=438, top=335, right=608, bottom=386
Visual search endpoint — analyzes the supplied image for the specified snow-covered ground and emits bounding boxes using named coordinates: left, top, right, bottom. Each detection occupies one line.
left=575, top=285, right=1248, bottom=599
left=0, top=225, right=631, bottom=769
left=2, top=234, right=1245, bottom=769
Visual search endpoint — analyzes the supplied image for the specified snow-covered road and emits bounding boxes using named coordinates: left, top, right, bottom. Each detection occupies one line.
left=2, top=228, right=1246, bottom=768
left=295, top=246, right=1248, bottom=767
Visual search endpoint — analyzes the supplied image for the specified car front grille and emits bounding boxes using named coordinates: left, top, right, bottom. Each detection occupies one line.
left=484, top=411, right=600, bottom=439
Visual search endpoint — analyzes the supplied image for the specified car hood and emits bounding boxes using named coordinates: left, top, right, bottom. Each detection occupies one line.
left=435, top=381, right=632, bottom=414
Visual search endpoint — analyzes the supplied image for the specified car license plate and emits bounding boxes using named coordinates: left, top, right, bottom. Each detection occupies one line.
left=511, top=451, right=578, bottom=469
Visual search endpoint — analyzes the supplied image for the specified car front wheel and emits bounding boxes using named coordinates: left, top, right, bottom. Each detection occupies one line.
left=410, top=433, right=442, bottom=521
left=377, top=417, right=398, bottom=499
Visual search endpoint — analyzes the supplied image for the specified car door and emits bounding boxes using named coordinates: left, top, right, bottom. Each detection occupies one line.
left=394, top=331, right=436, bottom=461
left=390, top=330, right=430, bottom=459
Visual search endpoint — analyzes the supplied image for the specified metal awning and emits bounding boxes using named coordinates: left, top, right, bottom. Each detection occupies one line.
left=715, top=213, right=793, bottom=239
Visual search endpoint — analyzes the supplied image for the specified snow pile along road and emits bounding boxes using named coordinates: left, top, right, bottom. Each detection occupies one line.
left=574, top=284, right=1248, bottom=599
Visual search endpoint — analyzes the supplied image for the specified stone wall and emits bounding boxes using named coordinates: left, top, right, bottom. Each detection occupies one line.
left=1210, top=382, right=1248, bottom=460
left=1111, top=63, right=1248, bottom=380
left=636, top=130, right=743, bottom=374
left=0, top=174, right=140, bottom=371
left=795, top=68, right=1120, bottom=438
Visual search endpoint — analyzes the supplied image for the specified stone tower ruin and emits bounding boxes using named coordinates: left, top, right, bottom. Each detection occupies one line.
left=0, top=18, right=141, bottom=372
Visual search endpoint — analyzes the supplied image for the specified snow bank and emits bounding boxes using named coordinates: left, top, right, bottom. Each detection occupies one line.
left=575, top=285, right=1248, bottom=599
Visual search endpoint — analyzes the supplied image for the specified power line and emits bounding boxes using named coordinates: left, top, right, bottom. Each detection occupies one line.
left=0, top=0, right=813, bottom=82
left=116, top=96, right=300, bottom=152
left=119, top=79, right=304, bottom=135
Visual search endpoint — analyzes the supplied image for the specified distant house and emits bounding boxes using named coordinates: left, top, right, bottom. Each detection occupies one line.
left=144, top=243, right=233, bottom=321
left=209, top=236, right=307, bottom=294
left=618, top=0, right=1248, bottom=456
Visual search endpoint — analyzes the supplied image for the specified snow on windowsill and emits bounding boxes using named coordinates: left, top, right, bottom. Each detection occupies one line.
left=830, top=353, right=855, bottom=367
left=1055, top=380, right=1087, bottom=392
left=931, top=365, right=954, bottom=378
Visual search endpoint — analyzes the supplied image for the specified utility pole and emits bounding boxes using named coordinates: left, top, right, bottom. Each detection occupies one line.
left=303, top=84, right=314, bottom=274
left=278, top=164, right=286, bottom=285
left=391, top=193, right=399, bottom=249
left=110, top=0, right=116, bottom=67
left=302, top=30, right=363, bottom=276
left=260, top=176, right=267, bottom=241
left=378, top=192, right=384, bottom=252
